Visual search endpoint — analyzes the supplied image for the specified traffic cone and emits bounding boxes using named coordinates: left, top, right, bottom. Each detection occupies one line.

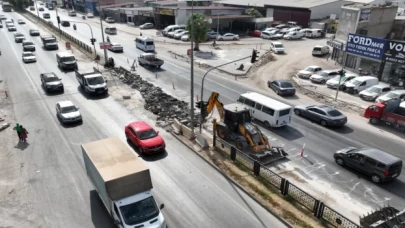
left=300, top=143, right=305, bottom=157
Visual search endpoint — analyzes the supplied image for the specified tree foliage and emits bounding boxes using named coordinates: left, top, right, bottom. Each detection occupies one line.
left=7, top=0, right=29, bottom=10
left=245, top=8, right=263, bottom=18
left=186, top=13, right=210, bottom=51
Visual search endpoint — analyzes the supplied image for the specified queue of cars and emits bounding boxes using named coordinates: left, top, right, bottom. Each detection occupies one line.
left=162, top=24, right=240, bottom=42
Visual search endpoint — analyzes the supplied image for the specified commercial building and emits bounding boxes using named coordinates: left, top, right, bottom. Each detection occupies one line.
left=329, top=3, right=404, bottom=84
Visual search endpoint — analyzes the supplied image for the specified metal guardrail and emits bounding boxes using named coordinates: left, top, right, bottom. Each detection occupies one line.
left=213, top=134, right=361, bottom=228
left=24, top=10, right=93, bottom=54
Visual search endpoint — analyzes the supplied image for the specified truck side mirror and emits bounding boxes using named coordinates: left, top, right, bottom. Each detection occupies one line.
left=156, top=131, right=159, bottom=134
left=105, top=80, right=108, bottom=83
left=160, top=204, right=165, bottom=209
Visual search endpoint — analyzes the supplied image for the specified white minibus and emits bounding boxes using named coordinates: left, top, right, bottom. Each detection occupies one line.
left=237, top=92, right=292, bottom=127
left=135, top=36, right=155, bottom=52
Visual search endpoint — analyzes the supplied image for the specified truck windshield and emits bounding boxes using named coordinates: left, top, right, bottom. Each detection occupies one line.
left=45, top=38, right=56, bottom=43
left=119, top=196, right=159, bottom=225
left=87, top=76, right=104, bottom=85
left=62, top=56, right=76, bottom=62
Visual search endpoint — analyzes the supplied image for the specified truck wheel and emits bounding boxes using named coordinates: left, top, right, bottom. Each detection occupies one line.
left=370, top=117, right=379, bottom=125
left=216, top=126, right=228, bottom=140
left=235, top=139, right=244, bottom=150
left=335, top=157, right=344, bottom=166
left=371, top=174, right=382, bottom=183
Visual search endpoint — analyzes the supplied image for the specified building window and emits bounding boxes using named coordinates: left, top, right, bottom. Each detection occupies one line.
left=345, top=54, right=358, bottom=69
left=128, top=16, right=132, bottom=22
left=359, top=58, right=380, bottom=76
left=358, top=29, right=368, bottom=35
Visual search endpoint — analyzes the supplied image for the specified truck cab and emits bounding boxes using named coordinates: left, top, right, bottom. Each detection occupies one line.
left=364, top=99, right=405, bottom=130
left=56, top=52, right=77, bottom=70
left=41, top=34, right=58, bottom=50
left=75, top=69, right=108, bottom=95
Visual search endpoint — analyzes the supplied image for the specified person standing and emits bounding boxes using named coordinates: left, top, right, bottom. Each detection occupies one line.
left=13, top=123, right=22, bottom=141
left=20, top=125, right=29, bottom=143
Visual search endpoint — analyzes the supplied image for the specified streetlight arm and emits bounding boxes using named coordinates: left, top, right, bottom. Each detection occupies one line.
left=199, top=55, right=251, bottom=133
left=60, top=20, right=97, bottom=57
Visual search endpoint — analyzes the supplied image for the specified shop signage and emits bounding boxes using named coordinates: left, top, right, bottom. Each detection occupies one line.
left=383, top=40, right=405, bottom=64
left=154, top=8, right=174, bottom=16
left=346, top=33, right=386, bottom=60
left=359, top=9, right=371, bottom=22
left=140, top=11, right=151, bottom=17
left=327, top=39, right=344, bottom=51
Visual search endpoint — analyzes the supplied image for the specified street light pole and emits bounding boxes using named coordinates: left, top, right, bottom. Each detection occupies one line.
left=54, top=2, right=62, bottom=39
left=98, top=5, right=108, bottom=63
left=34, top=0, right=40, bottom=22
left=334, top=51, right=347, bottom=101
left=190, top=0, right=195, bottom=138
left=199, top=56, right=251, bottom=133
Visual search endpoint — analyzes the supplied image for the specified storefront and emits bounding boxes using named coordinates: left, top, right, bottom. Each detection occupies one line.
left=327, top=39, right=345, bottom=64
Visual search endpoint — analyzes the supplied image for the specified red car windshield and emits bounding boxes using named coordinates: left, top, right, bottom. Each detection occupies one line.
left=138, top=129, right=158, bottom=140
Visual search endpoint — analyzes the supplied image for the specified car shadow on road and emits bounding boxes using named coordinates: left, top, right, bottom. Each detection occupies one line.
left=147, top=67, right=166, bottom=73
left=14, top=141, right=29, bottom=150
left=281, top=94, right=299, bottom=100
left=90, top=190, right=115, bottom=228
left=126, top=139, right=168, bottom=161
left=254, top=121, right=304, bottom=141
left=77, top=86, right=110, bottom=100
left=365, top=122, right=405, bottom=140
left=330, top=125, right=354, bottom=134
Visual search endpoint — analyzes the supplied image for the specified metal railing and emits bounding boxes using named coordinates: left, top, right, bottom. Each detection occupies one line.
left=213, top=134, right=361, bottom=228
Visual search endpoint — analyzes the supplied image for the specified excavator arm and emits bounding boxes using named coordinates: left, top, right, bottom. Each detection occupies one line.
left=197, top=92, right=225, bottom=122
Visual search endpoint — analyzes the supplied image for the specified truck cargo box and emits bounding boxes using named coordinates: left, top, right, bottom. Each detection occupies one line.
left=82, top=137, right=153, bottom=205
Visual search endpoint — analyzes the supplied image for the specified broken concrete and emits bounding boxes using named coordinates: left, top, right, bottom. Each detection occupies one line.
left=112, top=67, right=199, bottom=126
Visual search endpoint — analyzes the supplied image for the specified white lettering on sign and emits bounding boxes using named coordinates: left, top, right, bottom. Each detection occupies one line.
left=347, top=34, right=384, bottom=49
left=389, top=42, right=405, bottom=52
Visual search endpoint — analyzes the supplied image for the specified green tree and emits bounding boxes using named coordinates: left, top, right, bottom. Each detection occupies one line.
left=245, top=8, right=263, bottom=18
left=186, top=13, right=210, bottom=51
left=8, top=0, right=29, bottom=10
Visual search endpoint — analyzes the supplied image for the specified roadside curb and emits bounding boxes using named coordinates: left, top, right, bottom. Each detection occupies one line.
left=170, top=131, right=293, bottom=228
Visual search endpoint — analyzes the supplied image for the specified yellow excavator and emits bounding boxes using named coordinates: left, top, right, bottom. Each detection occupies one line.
left=197, top=92, right=287, bottom=162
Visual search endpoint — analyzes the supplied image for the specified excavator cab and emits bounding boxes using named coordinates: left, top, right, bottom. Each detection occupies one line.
left=223, top=103, right=252, bottom=132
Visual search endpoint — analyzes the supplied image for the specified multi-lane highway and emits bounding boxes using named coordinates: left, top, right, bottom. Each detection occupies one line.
left=0, top=11, right=290, bottom=227
left=29, top=6, right=405, bottom=219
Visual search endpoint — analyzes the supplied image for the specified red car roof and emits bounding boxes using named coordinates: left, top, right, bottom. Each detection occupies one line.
left=128, top=121, right=152, bottom=132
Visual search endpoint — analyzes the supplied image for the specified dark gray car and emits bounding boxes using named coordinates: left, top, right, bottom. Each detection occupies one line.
left=22, top=41, right=35, bottom=52
left=267, top=80, right=296, bottom=96
left=294, top=104, right=347, bottom=127
left=40, top=72, right=64, bottom=93
left=334, top=147, right=402, bottom=183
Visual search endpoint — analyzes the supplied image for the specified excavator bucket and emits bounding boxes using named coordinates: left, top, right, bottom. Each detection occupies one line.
left=248, top=147, right=288, bottom=165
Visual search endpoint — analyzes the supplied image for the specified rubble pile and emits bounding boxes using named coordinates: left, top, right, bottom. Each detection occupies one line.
left=112, top=67, right=198, bottom=126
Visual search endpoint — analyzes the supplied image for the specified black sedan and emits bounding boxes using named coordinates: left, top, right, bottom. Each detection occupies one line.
left=293, top=104, right=347, bottom=127
left=61, top=21, right=70, bottom=27
left=38, top=7, right=44, bottom=11
left=267, top=80, right=296, bottom=96
left=29, top=29, right=40, bottom=36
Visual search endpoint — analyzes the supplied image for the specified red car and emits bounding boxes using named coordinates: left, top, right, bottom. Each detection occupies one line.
left=248, top=30, right=262, bottom=37
left=125, top=121, right=165, bottom=154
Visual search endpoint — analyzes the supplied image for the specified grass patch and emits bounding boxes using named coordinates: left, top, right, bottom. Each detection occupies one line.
left=282, top=209, right=315, bottom=228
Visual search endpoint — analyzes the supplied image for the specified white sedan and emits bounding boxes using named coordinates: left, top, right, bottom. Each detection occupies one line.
left=56, top=100, right=82, bottom=124
left=181, top=34, right=189, bottom=41
left=217, top=33, right=239, bottom=41
left=105, top=17, right=114, bottom=23
left=108, top=43, right=124, bottom=52
left=140, top=22, right=154, bottom=29
left=22, top=52, right=37, bottom=63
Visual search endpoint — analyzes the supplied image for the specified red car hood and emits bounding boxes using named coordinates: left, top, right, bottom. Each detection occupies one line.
left=140, top=136, right=164, bottom=147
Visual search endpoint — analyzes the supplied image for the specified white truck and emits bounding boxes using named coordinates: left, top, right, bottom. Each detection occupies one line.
left=75, top=69, right=108, bottom=96
left=82, top=137, right=166, bottom=228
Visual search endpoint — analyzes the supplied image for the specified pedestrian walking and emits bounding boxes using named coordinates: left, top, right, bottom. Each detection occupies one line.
left=20, top=125, right=29, bottom=143
left=13, top=123, right=22, bottom=141
left=326, top=52, right=331, bottom=61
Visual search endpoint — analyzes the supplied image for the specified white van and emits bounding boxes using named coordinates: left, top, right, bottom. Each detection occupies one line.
left=162, top=25, right=185, bottom=36
left=306, top=29, right=323, bottom=38
left=283, top=31, right=304, bottom=40
left=343, top=76, right=379, bottom=94
left=237, top=92, right=292, bottom=128
left=261, top=30, right=277, bottom=39
left=312, top=45, right=330, bottom=56
left=105, top=27, right=117, bottom=35
left=135, top=36, right=155, bottom=52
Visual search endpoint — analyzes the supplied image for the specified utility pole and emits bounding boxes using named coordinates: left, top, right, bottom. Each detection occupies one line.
left=98, top=4, right=108, bottom=63
left=54, top=2, right=62, bottom=39
left=189, top=0, right=195, bottom=138
left=334, top=51, right=347, bottom=101
left=34, top=0, right=40, bottom=22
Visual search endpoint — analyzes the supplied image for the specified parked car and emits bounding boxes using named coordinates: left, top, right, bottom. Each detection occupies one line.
left=299, top=28, right=312, bottom=36
left=8, top=26, right=16, bottom=32
left=105, top=17, right=114, bottom=23
left=261, top=30, right=278, bottom=39
left=283, top=31, right=304, bottom=40
left=312, top=45, right=330, bottom=56
left=108, top=43, right=124, bottom=52
left=207, top=32, right=219, bottom=40
left=181, top=34, right=189, bottom=41
left=174, top=30, right=188, bottom=39
left=343, top=76, right=379, bottom=94
left=267, top=80, right=296, bottom=96
left=139, top=22, right=154, bottom=29
left=326, top=73, right=358, bottom=89
left=29, top=29, right=40, bottom=36
left=61, top=21, right=70, bottom=27
left=297, top=66, right=322, bottom=79
left=68, top=11, right=77, bottom=16
left=334, top=147, right=402, bottom=183
left=22, top=52, right=36, bottom=63
left=125, top=120, right=166, bottom=154
left=287, top=27, right=301, bottom=32
left=217, top=33, right=239, bottom=41
left=40, top=72, right=64, bottom=93
left=56, top=101, right=82, bottom=124
left=17, top=19, right=25, bottom=24
left=0, top=24, right=2, bottom=28
left=294, top=104, right=347, bottom=127
left=14, top=32, right=25, bottom=43
left=248, top=30, right=261, bottom=37
left=275, top=24, right=289, bottom=29
left=274, top=31, right=287, bottom=39
left=270, top=42, right=285, bottom=54
left=0, top=15, right=7, bottom=20
left=376, top=90, right=405, bottom=103
left=168, top=29, right=184, bottom=38
left=310, top=70, right=339, bottom=84
left=38, top=7, right=44, bottom=11
left=359, top=84, right=391, bottom=101
left=43, top=13, right=50, bottom=19
left=86, top=13, right=94, bottom=18
left=22, top=40, right=36, bottom=52
left=306, top=29, right=323, bottom=38
left=29, top=6, right=35, bottom=11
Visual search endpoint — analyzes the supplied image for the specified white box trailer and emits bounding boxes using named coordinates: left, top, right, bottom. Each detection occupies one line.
left=82, top=137, right=166, bottom=228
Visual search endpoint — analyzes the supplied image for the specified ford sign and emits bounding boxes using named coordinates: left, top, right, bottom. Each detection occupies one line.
left=346, top=33, right=386, bottom=60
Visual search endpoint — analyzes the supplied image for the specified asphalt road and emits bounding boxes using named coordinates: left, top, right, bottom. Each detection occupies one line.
left=24, top=7, right=405, bottom=218
left=0, top=12, right=289, bottom=228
